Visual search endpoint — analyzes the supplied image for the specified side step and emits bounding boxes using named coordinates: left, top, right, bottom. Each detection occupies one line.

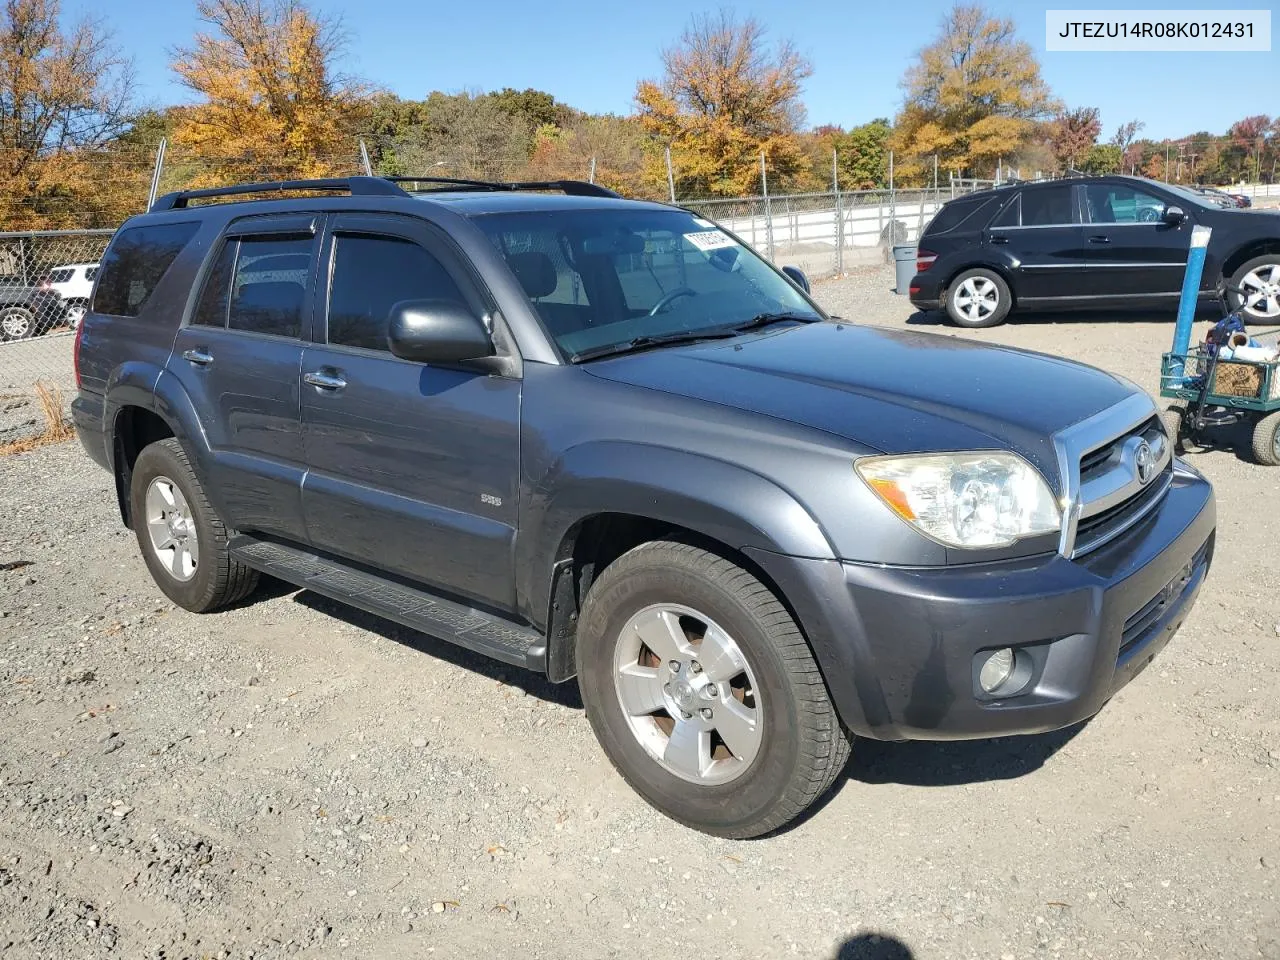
left=229, top=535, right=547, bottom=672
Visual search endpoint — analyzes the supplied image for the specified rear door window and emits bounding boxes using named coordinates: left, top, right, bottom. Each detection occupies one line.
left=228, top=236, right=312, bottom=338
left=94, top=221, right=199, bottom=317
left=1019, top=186, right=1076, bottom=226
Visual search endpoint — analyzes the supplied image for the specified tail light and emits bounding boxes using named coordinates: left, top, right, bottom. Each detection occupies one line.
left=916, top=250, right=938, bottom=272
left=73, top=318, right=85, bottom=388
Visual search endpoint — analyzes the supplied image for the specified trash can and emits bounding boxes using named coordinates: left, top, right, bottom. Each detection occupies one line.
left=892, top=244, right=917, bottom=295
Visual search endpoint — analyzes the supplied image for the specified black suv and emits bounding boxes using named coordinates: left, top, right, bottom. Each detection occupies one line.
left=910, top=174, right=1280, bottom=328
left=72, top=176, right=1215, bottom=837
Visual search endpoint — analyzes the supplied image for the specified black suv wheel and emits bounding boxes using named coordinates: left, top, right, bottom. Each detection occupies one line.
left=945, top=268, right=1012, bottom=328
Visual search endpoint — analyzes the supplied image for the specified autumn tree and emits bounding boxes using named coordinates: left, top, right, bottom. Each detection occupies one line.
left=892, top=4, right=1057, bottom=182
left=1049, top=106, right=1101, bottom=169
left=1081, top=143, right=1121, bottom=174
left=0, top=0, right=136, bottom=227
left=526, top=114, right=650, bottom=197
left=170, top=0, right=370, bottom=186
left=388, top=91, right=532, bottom=180
left=636, top=11, right=812, bottom=197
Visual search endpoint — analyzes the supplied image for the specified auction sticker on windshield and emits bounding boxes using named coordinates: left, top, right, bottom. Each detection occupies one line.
left=685, top=230, right=736, bottom=251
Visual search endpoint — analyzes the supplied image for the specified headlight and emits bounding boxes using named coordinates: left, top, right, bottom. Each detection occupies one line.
left=856, top=452, right=1061, bottom=549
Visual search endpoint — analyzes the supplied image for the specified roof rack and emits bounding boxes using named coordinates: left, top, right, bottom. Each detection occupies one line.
left=150, top=176, right=408, bottom=211
left=383, top=175, right=621, bottom=199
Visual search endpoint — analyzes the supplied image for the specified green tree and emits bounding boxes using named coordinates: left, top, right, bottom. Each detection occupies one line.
left=834, top=119, right=891, bottom=189
left=489, top=87, right=572, bottom=130
left=892, top=4, right=1058, bottom=182
left=1081, top=143, right=1121, bottom=174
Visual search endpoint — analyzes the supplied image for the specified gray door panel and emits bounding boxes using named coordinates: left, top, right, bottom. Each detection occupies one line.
left=299, top=213, right=521, bottom=611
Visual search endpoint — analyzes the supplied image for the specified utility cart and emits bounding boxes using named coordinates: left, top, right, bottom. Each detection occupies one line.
left=1160, top=291, right=1280, bottom=465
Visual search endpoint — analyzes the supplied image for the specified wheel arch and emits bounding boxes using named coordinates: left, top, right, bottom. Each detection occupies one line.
left=940, top=260, right=1018, bottom=309
left=1222, top=239, right=1280, bottom=283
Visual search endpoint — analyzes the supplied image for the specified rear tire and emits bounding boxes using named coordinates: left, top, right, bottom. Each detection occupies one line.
left=945, top=268, right=1011, bottom=328
left=0, top=306, right=34, bottom=340
left=576, top=540, right=851, bottom=838
left=129, top=438, right=259, bottom=612
left=1250, top=411, right=1280, bottom=466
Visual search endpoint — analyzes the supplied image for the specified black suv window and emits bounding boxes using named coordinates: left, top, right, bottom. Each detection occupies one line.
left=94, top=222, right=199, bottom=317
left=326, top=234, right=466, bottom=352
left=1084, top=183, right=1168, bottom=224
left=926, top=195, right=1001, bottom=235
left=192, top=235, right=311, bottom=337
left=1020, top=185, right=1075, bottom=226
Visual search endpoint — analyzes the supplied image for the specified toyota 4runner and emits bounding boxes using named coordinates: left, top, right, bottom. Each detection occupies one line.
left=72, top=176, right=1216, bottom=837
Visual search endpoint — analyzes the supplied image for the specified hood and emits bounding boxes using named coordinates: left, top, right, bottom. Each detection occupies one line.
left=583, top=322, right=1141, bottom=487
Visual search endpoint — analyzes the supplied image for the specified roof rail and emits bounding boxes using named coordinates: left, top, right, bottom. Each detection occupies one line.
left=385, top=175, right=621, bottom=199
left=150, top=176, right=408, bottom=211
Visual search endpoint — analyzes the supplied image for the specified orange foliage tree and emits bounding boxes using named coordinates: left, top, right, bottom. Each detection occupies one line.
left=635, top=11, right=812, bottom=198
left=170, top=0, right=371, bottom=187
left=0, top=0, right=136, bottom=228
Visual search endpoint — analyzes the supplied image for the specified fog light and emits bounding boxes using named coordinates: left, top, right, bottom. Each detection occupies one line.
left=978, top=647, right=1015, bottom=694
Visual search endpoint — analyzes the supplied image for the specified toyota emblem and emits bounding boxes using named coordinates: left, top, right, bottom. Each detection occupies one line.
left=1134, top=440, right=1156, bottom=485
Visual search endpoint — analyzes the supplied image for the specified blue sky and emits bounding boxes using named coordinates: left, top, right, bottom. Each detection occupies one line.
left=68, top=0, right=1277, bottom=140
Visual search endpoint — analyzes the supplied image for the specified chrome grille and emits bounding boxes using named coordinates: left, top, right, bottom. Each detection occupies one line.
left=1053, top=397, right=1174, bottom=559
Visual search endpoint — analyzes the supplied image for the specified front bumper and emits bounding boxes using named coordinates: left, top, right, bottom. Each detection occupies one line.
left=747, top=462, right=1215, bottom=741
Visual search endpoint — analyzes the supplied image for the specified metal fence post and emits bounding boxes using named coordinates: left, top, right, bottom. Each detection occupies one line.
left=359, top=139, right=372, bottom=177
left=760, top=150, right=774, bottom=262
left=588, top=157, right=596, bottom=184
left=833, top=149, right=843, bottom=275
left=665, top=147, right=676, bottom=202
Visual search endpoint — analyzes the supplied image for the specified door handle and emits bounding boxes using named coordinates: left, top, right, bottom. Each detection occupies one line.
left=304, top=370, right=347, bottom=391
left=182, top=349, right=213, bottom=366
left=1088, top=235, right=1111, bottom=244
left=989, top=235, right=1009, bottom=244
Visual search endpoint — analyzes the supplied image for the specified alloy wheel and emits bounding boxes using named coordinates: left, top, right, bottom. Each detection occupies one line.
left=1239, top=264, right=1280, bottom=319
left=612, top=603, right=763, bottom=785
left=144, top=476, right=199, bottom=582
left=953, top=276, right=999, bottom=323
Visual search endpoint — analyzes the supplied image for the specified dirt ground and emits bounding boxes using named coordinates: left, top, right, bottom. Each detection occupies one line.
left=2, top=267, right=1278, bottom=960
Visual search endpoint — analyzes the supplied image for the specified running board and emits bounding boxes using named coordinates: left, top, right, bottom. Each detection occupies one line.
left=228, top=536, right=547, bottom=672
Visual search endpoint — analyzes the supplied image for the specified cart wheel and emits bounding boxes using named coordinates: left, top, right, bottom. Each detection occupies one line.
left=1250, top=411, right=1280, bottom=466
left=1163, top=403, right=1210, bottom=455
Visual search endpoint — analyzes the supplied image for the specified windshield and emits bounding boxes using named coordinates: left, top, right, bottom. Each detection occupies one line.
left=473, top=208, right=823, bottom=359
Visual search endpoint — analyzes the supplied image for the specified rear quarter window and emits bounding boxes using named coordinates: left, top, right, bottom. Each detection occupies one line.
left=924, top=195, right=1001, bottom=236
left=94, top=221, right=199, bottom=317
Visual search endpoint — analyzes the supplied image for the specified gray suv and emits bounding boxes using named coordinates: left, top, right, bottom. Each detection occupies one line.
left=72, top=176, right=1216, bottom=837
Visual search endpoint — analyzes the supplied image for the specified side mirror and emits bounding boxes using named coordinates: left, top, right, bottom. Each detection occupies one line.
left=1163, top=205, right=1186, bottom=224
left=387, top=299, right=494, bottom=364
left=781, top=265, right=810, bottom=293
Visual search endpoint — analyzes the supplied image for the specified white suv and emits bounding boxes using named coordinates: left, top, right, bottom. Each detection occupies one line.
left=45, top=263, right=98, bottom=327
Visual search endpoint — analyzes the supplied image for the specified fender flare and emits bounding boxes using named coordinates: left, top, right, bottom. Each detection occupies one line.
left=517, top=441, right=836, bottom=623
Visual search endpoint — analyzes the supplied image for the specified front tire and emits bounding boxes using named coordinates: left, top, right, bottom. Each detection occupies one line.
left=1230, top=256, right=1280, bottom=324
left=945, top=269, right=1012, bottom=328
left=576, top=540, right=851, bottom=838
left=129, top=438, right=259, bottom=612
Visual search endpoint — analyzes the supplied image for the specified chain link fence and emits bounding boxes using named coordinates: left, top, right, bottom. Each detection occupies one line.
left=683, top=183, right=994, bottom=281
left=0, top=230, right=114, bottom=447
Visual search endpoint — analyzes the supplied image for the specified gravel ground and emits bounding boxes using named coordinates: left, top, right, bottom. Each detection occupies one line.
left=2, top=268, right=1278, bottom=959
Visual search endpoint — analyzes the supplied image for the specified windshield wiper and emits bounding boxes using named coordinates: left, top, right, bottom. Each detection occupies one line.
left=569, top=329, right=739, bottom=364
left=733, top=312, right=822, bottom=332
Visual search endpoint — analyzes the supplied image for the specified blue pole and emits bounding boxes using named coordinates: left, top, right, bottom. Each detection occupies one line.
left=1170, top=224, right=1212, bottom=383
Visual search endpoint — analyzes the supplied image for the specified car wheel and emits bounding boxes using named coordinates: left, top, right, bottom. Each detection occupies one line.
left=1250, top=411, right=1280, bottom=466
left=0, top=306, right=34, bottom=340
left=1230, top=256, right=1280, bottom=324
left=66, top=300, right=89, bottom=329
left=576, top=540, right=852, bottom=838
left=945, top=269, right=1012, bottom=328
left=130, top=437, right=259, bottom=612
